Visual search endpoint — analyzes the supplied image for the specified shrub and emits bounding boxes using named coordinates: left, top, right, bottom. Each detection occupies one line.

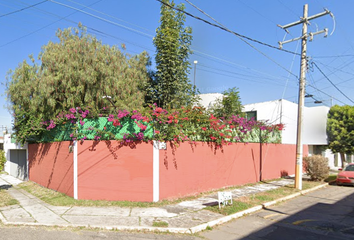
left=303, top=155, right=329, bottom=181
left=0, top=150, right=6, bottom=172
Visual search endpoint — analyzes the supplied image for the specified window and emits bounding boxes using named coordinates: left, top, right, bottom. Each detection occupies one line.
left=245, top=111, right=257, bottom=121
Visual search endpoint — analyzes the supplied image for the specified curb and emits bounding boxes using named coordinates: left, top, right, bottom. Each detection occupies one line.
left=0, top=183, right=329, bottom=234
left=189, top=183, right=329, bottom=233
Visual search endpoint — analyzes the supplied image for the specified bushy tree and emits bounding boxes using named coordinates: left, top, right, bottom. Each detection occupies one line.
left=303, top=155, right=329, bottom=181
left=149, top=0, right=195, bottom=108
left=210, top=87, right=244, bottom=119
left=327, top=105, right=354, bottom=167
left=6, top=25, right=151, bottom=142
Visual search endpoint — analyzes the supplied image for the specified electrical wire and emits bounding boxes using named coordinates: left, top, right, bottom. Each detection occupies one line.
left=182, top=0, right=299, bottom=79
left=157, top=0, right=300, bottom=56
left=313, top=54, right=354, bottom=58
left=64, top=0, right=153, bottom=34
left=48, top=0, right=153, bottom=39
left=0, top=0, right=104, bottom=48
left=0, top=0, right=48, bottom=18
left=282, top=40, right=300, bottom=99
left=311, top=62, right=354, bottom=104
left=2, top=0, right=297, bottom=86
left=0, top=7, right=286, bottom=89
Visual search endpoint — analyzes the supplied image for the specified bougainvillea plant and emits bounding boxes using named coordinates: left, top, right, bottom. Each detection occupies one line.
left=35, top=104, right=284, bottom=147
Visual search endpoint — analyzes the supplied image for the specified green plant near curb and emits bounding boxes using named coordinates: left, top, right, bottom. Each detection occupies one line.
left=0, top=189, right=19, bottom=207
left=0, top=150, right=6, bottom=172
left=152, top=221, right=169, bottom=228
left=206, top=181, right=322, bottom=216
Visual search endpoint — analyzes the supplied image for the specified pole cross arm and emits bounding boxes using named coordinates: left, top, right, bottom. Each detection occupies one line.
left=309, top=28, right=328, bottom=41
left=279, top=28, right=328, bottom=48
left=278, top=9, right=331, bottom=30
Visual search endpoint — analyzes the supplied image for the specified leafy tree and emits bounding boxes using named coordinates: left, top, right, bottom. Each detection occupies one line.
left=150, top=0, right=195, bottom=108
left=210, top=87, right=244, bottom=119
left=6, top=25, right=151, bottom=143
left=327, top=105, right=354, bottom=168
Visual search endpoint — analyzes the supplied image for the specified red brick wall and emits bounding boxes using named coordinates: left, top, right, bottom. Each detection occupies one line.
left=159, top=142, right=308, bottom=200
left=77, top=140, right=153, bottom=202
left=28, top=142, right=74, bottom=197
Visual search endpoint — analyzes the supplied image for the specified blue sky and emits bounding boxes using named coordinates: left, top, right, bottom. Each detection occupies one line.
left=1, top=0, right=353, bottom=132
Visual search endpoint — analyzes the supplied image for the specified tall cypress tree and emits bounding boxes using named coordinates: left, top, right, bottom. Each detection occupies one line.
left=151, top=0, right=195, bottom=108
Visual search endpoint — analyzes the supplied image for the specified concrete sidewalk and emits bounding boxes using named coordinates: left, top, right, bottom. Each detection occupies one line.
left=0, top=174, right=327, bottom=234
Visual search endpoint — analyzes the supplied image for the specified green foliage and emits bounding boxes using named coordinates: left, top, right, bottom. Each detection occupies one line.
left=149, top=0, right=195, bottom=108
left=6, top=25, right=151, bottom=144
left=327, top=105, right=354, bottom=167
left=0, top=150, right=6, bottom=172
left=303, top=155, right=329, bottom=181
left=152, top=221, right=169, bottom=228
left=210, top=87, right=244, bottom=119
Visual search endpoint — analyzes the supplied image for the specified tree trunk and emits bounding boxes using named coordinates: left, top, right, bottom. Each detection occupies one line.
left=340, top=152, right=346, bottom=168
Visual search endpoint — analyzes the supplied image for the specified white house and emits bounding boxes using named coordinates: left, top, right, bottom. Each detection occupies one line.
left=197, top=93, right=223, bottom=110
left=3, top=134, right=28, bottom=180
left=198, top=94, right=345, bottom=169
left=243, top=99, right=344, bottom=169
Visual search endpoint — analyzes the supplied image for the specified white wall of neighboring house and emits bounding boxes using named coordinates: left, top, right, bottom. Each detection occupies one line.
left=197, top=93, right=223, bottom=110
left=243, top=99, right=342, bottom=169
left=3, top=134, right=28, bottom=179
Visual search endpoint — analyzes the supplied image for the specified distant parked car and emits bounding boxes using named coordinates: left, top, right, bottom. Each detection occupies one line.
left=336, top=163, right=354, bottom=186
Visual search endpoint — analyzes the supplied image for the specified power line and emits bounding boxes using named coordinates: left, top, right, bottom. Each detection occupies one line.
left=0, top=0, right=48, bottom=18
left=181, top=0, right=299, bottom=78
left=2, top=0, right=287, bottom=86
left=156, top=0, right=300, bottom=56
left=313, top=54, right=354, bottom=58
left=307, top=83, right=347, bottom=105
left=0, top=0, right=104, bottom=48
left=65, top=0, right=153, bottom=34
left=312, top=61, right=354, bottom=104
left=48, top=0, right=153, bottom=39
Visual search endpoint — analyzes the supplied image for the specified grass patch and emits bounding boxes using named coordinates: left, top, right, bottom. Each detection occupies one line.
left=0, top=189, right=19, bottom=207
left=18, top=179, right=323, bottom=211
left=206, top=180, right=323, bottom=216
left=18, top=181, right=210, bottom=208
left=17, top=179, right=284, bottom=208
left=325, top=174, right=337, bottom=183
left=152, top=221, right=169, bottom=228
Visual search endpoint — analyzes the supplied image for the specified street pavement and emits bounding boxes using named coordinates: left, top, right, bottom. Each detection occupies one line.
left=200, top=185, right=354, bottom=240
left=0, top=173, right=327, bottom=237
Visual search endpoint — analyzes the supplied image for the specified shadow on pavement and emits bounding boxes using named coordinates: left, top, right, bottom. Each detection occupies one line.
left=0, top=184, right=12, bottom=190
left=241, top=186, right=354, bottom=240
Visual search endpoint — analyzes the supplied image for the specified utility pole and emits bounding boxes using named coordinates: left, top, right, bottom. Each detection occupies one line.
left=278, top=4, right=331, bottom=190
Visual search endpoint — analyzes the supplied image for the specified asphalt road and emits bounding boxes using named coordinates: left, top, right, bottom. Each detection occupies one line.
left=200, top=185, right=354, bottom=240
left=0, top=225, right=197, bottom=240
left=1, top=185, right=354, bottom=240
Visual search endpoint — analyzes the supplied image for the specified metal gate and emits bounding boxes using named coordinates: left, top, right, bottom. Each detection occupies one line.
left=9, top=150, right=27, bottom=180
